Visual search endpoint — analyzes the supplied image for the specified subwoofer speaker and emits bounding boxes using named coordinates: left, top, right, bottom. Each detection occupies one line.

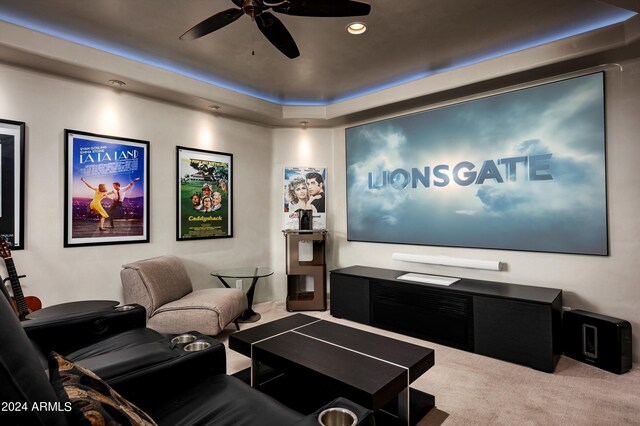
left=563, top=309, right=632, bottom=374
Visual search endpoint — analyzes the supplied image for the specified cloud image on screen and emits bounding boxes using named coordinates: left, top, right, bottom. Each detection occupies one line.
left=346, top=73, right=607, bottom=255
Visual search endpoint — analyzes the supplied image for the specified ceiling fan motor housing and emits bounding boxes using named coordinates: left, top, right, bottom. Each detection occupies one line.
left=243, top=0, right=262, bottom=18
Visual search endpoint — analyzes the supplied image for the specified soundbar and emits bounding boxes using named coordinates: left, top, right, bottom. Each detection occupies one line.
left=397, top=273, right=460, bottom=286
left=392, top=252, right=502, bottom=271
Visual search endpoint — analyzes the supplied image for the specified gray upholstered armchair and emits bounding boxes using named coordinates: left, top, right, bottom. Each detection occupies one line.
left=120, top=255, right=247, bottom=335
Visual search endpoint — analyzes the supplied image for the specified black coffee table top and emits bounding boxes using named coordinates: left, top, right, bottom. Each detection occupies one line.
left=229, top=314, right=434, bottom=410
left=230, top=314, right=318, bottom=355
left=296, top=320, right=433, bottom=382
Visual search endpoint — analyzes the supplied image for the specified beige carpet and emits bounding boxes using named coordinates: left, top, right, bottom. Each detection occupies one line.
left=216, top=301, right=640, bottom=425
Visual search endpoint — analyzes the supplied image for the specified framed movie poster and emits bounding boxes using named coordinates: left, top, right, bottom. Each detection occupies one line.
left=176, top=146, right=232, bottom=240
left=283, top=166, right=326, bottom=230
left=0, top=119, right=25, bottom=249
left=64, top=130, right=149, bottom=247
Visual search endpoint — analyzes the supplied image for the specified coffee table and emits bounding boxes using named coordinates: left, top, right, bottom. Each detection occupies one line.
left=229, top=314, right=435, bottom=425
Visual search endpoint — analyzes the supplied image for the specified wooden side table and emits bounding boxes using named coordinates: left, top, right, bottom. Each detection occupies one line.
left=283, top=229, right=327, bottom=311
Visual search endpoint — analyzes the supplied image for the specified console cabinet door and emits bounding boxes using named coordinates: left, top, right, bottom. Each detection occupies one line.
left=330, top=274, right=370, bottom=324
left=371, top=281, right=474, bottom=351
left=474, top=296, right=555, bottom=372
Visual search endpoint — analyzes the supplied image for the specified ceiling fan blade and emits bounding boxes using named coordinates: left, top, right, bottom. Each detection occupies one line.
left=273, top=0, right=371, bottom=17
left=180, top=8, right=244, bottom=40
left=256, top=12, right=300, bottom=59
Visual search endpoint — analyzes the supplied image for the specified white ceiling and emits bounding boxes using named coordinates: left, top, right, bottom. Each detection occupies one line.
left=0, top=0, right=639, bottom=126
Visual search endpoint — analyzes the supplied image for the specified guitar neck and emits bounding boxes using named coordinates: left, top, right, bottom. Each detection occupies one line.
left=4, top=257, right=28, bottom=316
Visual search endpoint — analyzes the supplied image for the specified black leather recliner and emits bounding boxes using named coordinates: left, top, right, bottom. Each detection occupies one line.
left=0, top=292, right=371, bottom=426
left=22, top=303, right=226, bottom=397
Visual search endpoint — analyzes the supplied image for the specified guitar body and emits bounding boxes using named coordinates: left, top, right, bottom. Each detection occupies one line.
left=1, top=238, right=41, bottom=321
left=11, top=295, right=42, bottom=319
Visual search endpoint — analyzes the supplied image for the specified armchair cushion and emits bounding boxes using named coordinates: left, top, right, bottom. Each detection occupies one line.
left=63, top=328, right=166, bottom=361
left=148, top=288, right=246, bottom=335
left=70, top=341, right=176, bottom=382
left=122, top=255, right=193, bottom=315
left=49, top=352, right=157, bottom=426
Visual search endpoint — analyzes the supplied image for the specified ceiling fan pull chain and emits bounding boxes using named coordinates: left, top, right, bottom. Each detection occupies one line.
left=252, top=23, right=255, bottom=56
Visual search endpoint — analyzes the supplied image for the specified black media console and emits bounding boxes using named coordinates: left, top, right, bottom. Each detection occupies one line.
left=330, top=265, right=563, bottom=372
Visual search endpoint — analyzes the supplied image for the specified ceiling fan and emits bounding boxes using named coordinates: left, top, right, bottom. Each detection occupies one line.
left=180, top=0, right=371, bottom=59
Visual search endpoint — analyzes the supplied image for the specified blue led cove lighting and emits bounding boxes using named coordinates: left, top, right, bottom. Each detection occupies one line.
left=332, top=10, right=637, bottom=103
left=0, top=8, right=636, bottom=106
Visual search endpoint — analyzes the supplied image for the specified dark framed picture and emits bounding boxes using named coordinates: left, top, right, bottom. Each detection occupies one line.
left=64, top=129, right=149, bottom=247
left=176, top=146, right=232, bottom=240
left=0, top=119, right=26, bottom=250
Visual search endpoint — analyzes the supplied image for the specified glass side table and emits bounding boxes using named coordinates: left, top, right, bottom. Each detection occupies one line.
left=211, top=267, right=274, bottom=323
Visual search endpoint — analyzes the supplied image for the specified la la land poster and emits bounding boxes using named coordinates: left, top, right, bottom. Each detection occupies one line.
left=65, top=130, right=149, bottom=247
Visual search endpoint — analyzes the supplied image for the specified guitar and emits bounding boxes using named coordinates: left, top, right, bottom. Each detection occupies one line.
left=0, top=239, right=42, bottom=320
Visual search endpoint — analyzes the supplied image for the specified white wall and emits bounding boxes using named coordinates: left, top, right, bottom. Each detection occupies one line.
left=0, top=62, right=274, bottom=306
left=268, top=128, right=336, bottom=301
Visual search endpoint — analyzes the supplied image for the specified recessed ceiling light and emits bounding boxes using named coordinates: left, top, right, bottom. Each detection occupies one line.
left=299, top=121, right=309, bottom=129
left=347, top=22, right=367, bottom=35
left=207, top=105, right=221, bottom=111
left=108, top=79, right=126, bottom=87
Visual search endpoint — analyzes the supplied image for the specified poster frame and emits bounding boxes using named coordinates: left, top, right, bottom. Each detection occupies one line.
left=0, top=118, right=26, bottom=249
left=176, top=146, right=233, bottom=241
left=64, top=129, right=150, bottom=248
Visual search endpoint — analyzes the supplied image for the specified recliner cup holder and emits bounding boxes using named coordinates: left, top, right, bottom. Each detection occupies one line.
left=171, top=334, right=197, bottom=344
left=184, top=341, right=211, bottom=352
left=114, top=305, right=136, bottom=312
left=317, top=408, right=357, bottom=426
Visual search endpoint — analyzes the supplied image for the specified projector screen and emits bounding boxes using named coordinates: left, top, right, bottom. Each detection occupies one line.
left=346, top=72, right=608, bottom=255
